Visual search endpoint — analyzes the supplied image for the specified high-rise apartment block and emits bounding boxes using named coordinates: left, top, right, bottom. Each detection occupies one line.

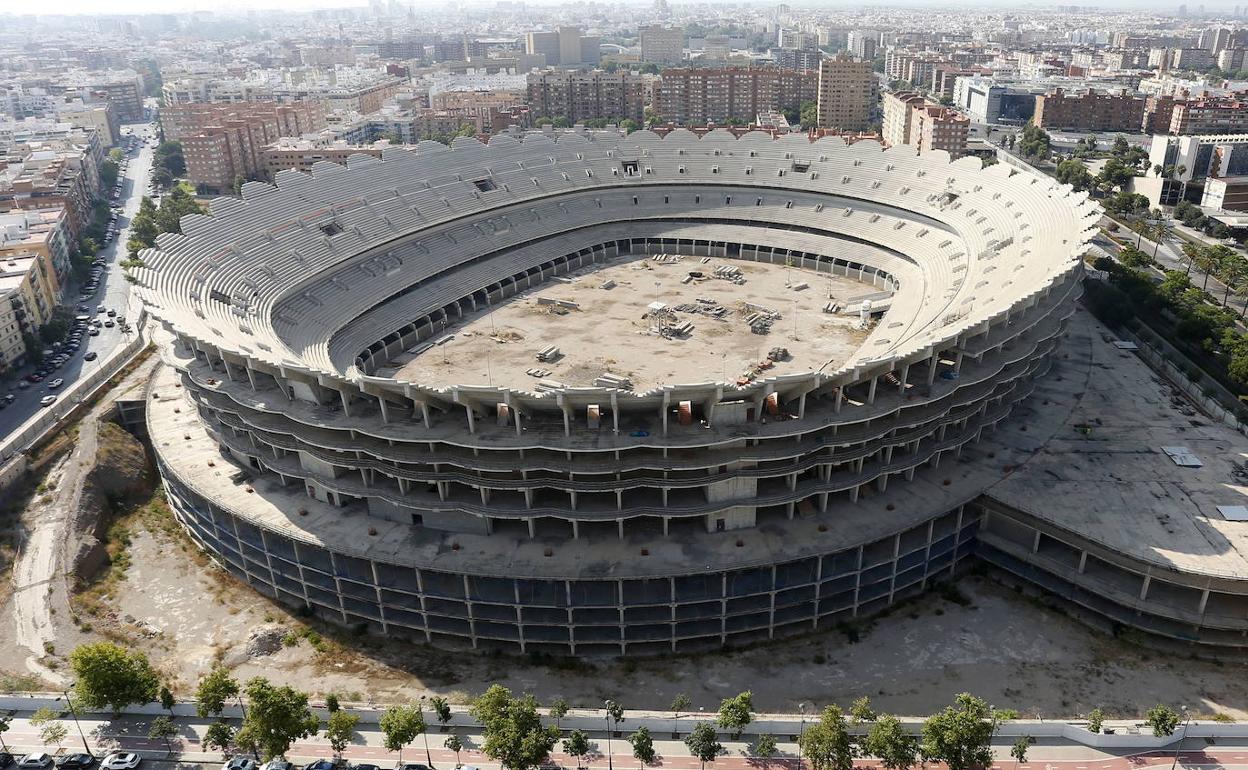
left=0, top=253, right=56, bottom=370
left=1032, top=88, right=1145, bottom=132
left=525, top=27, right=600, bottom=67
left=640, top=25, right=684, bottom=65
left=1169, top=97, right=1248, bottom=134
left=882, top=91, right=968, bottom=157
left=816, top=54, right=876, bottom=131
left=653, top=67, right=817, bottom=126
left=848, top=30, right=879, bottom=61
left=164, top=102, right=326, bottom=193
left=526, top=70, right=646, bottom=124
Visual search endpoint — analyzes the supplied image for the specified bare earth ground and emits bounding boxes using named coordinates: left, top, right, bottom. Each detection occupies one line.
left=389, top=256, right=872, bottom=392
left=4, top=492, right=1248, bottom=717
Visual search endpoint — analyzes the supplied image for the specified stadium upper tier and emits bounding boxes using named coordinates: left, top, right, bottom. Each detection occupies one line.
left=134, top=129, right=1100, bottom=420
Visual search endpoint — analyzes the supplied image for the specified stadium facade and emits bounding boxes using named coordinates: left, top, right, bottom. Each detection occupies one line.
left=136, top=128, right=1121, bottom=655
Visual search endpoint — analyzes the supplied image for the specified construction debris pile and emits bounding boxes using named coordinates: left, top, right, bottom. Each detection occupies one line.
left=713, top=264, right=746, bottom=284
left=743, top=302, right=781, bottom=335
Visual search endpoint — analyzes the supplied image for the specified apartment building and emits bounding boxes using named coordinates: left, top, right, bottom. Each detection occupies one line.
left=1032, top=88, right=1145, bottom=132
left=816, top=54, right=876, bottom=131
left=640, top=25, right=684, bottom=65
left=1170, top=97, right=1248, bottom=135
left=883, top=91, right=968, bottom=156
left=526, top=70, right=645, bottom=124
left=262, top=138, right=387, bottom=178
left=0, top=253, right=55, bottom=370
left=525, top=27, right=600, bottom=67
left=166, top=102, right=326, bottom=192
left=883, top=91, right=925, bottom=147
left=848, top=30, right=879, bottom=62
left=772, top=48, right=822, bottom=71
left=653, top=67, right=816, bottom=126
left=0, top=208, right=71, bottom=301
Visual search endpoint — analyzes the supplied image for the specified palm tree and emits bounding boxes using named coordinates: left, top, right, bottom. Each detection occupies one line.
left=1193, top=245, right=1222, bottom=292
left=1181, top=241, right=1203, bottom=277
left=1151, top=222, right=1173, bottom=259
left=1215, top=252, right=1248, bottom=307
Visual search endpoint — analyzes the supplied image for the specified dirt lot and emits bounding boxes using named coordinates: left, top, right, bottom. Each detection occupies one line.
left=5, top=490, right=1248, bottom=718
left=389, top=256, right=872, bottom=392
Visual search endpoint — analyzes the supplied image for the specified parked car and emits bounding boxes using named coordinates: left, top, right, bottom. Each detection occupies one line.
left=84, top=351, right=98, bottom=361
left=88, top=328, right=100, bottom=336
left=0, top=751, right=14, bottom=768
left=48, top=378, right=64, bottom=389
left=221, top=759, right=257, bottom=770
left=303, top=761, right=336, bottom=770
left=99, top=753, right=140, bottom=770
left=394, top=765, right=430, bottom=770
left=260, top=761, right=293, bottom=770
left=18, top=754, right=53, bottom=769
left=55, top=754, right=96, bottom=770
left=39, top=395, right=57, bottom=407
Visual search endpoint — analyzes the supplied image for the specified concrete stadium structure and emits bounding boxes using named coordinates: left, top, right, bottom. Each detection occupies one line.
left=133, top=127, right=1149, bottom=655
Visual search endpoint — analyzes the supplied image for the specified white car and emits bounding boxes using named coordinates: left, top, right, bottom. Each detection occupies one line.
left=101, top=754, right=141, bottom=770
left=222, top=759, right=257, bottom=770
left=19, top=755, right=53, bottom=769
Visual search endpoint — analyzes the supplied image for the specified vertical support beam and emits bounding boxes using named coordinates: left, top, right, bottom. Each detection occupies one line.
left=1139, top=574, right=1151, bottom=601
left=1078, top=551, right=1088, bottom=573
left=867, top=375, right=878, bottom=405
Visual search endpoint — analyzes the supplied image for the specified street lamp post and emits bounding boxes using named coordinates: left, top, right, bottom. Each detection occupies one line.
left=797, top=703, right=807, bottom=770
left=603, top=701, right=615, bottom=770
left=1169, top=707, right=1191, bottom=770
left=59, top=688, right=93, bottom=757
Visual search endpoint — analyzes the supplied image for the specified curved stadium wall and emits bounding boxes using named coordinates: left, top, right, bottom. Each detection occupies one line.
left=137, top=128, right=1098, bottom=655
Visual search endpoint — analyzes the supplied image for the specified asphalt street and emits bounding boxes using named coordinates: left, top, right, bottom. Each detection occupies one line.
left=0, top=121, right=156, bottom=438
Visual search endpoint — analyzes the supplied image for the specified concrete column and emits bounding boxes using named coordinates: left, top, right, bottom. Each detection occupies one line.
left=339, top=389, right=352, bottom=417
left=818, top=492, right=828, bottom=511
left=899, top=363, right=910, bottom=395
left=514, top=409, right=523, bottom=437
left=661, top=391, right=670, bottom=436
left=926, top=352, right=939, bottom=385
left=245, top=366, right=258, bottom=391
left=420, top=402, right=432, bottom=427
left=850, top=485, right=860, bottom=503
left=662, top=517, right=670, bottom=536
left=572, top=520, right=580, bottom=539
left=1031, top=530, right=1042, bottom=553
left=524, top=488, right=534, bottom=508
left=1198, top=588, right=1210, bottom=615
left=954, top=351, right=965, bottom=373
left=834, top=387, right=844, bottom=413
left=378, top=397, right=391, bottom=424
left=1139, top=574, right=1151, bottom=601
left=617, top=519, right=625, bottom=539
left=798, top=391, right=807, bottom=419
left=867, top=375, right=878, bottom=405
left=1078, top=551, right=1088, bottom=573
left=527, top=518, right=536, bottom=538
left=465, top=404, right=476, bottom=434
left=611, top=392, right=620, bottom=434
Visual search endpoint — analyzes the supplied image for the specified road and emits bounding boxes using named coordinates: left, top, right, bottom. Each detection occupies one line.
left=5, top=715, right=1248, bottom=770
left=0, top=121, right=156, bottom=439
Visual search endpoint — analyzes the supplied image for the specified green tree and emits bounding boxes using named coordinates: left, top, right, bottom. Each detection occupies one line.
left=1145, top=705, right=1180, bottom=737
left=850, top=697, right=877, bottom=724
left=684, top=723, right=723, bottom=770
left=31, top=708, right=67, bottom=748
left=149, top=715, right=178, bottom=756
left=629, top=726, right=656, bottom=766
left=671, top=694, right=692, bottom=735
left=69, top=642, right=161, bottom=713
left=1054, top=159, right=1093, bottom=191
left=549, top=698, right=569, bottom=731
left=717, top=691, right=753, bottom=739
left=755, top=735, right=778, bottom=769
left=0, top=714, right=10, bottom=752
left=863, top=714, right=918, bottom=770
left=620, top=119, right=640, bottom=133
left=799, top=101, right=818, bottom=129
left=431, top=695, right=453, bottom=729
left=234, top=678, right=319, bottom=761
left=196, top=668, right=241, bottom=718
left=1010, top=736, right=1034, bottom=767
left=380, top=705, right=425, bottom=764
left=552, top=117, right=571, bottom=128
left=445, top=734, right=464, bottom=767
left=326, top=710, right=360, bottom=759
left=799, top=705, right=856, bottom=770
left=160, top=686, right=176, bottom=714
left=203, top=722, right=235, bottom=754
left=919, top=693, right=999, bottom=770
left=1087, top=708, right=1104, bottom=734
left=326, top=694, right=340, bottom=713
left=563, top=729, right=590, bottom=769
left=469, top=687, right=559, bottom=770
